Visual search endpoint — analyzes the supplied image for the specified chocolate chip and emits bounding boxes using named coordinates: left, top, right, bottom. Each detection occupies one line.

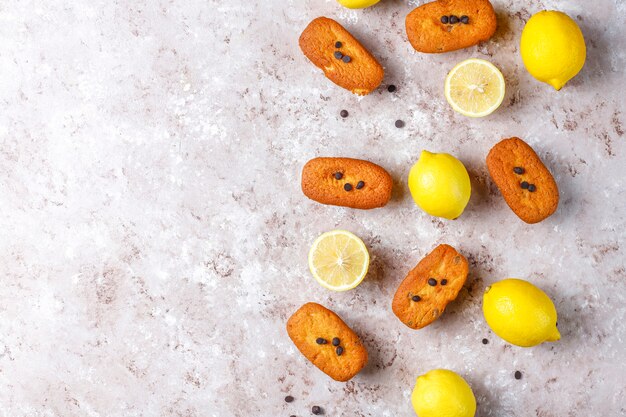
left=482, top=338, right=489, bottom=345
left=520, top=181, right=529, bottom=189
left=460, top=15, right=469, bottom=24
left=316, top=337, right=327, bottom=345
left=387, top=84, right=396, bottom=93
left=334, top=172, right=343, bottom=180
left=515, top=371, right=522, bottom=380
left=513, top=166, right=524, bottom=174
left=344, top=183, right=353, bottom=191
left=412, top=295, right=421, bottom=302
left=336, top=346, right=344, bottom=356
left=312, top=406, right=322, bottom=415
left=342, top=55, right=351, bottom=63
left=441, top=279, right=448, bottom=286
left=334, top=51, right=343, bottom=59
left=332, top=337, right=340, bottom=346
left=356, top=181, right=365, bottom=189
left=450, top=15, right=460, bottom=24
left=428, top=278, right=437, bottom=286
left=285, top=395, right=294, bottom=403
left=441, top=15, right=449, bottom=24
left=528, top=184, right=537, bottom=192
left=340, top=109, right=348, bottom=118
left=335, top=41, right=342, bottom=48
left=395, top=120, right=404, bottom=128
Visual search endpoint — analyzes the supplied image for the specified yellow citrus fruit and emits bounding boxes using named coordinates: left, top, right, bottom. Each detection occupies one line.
left=483, top=279, right=560, bottom=347
left=336, top=0, right=381, bottom=9
left=411, top=369, right=476, bottom=417
left=308, top=230, right=369, bottom=291
left=520, top=11, right=586, bottom=90
left=444, top=58, right=505, bottom=118
left=408, top=151, right=471, bottom=220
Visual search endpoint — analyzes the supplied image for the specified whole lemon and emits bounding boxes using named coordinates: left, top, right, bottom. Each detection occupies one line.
left=520, top=10, right=586, bottom=90
left=408, top=151, right=471, bottom=220
left=336, top=0, right=381, bottom=9
left=483, top=279, right=560, bottom=347
left=411, top=369, right=476, bottom=417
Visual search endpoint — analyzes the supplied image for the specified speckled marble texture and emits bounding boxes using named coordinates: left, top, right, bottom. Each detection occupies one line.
left=0, top=0, right=625, bottom=416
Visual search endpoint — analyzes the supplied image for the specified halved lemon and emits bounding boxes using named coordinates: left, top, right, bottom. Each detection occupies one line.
left=444, top=58, right=506, bottom=118
left=308, top=230, right=369, bottom=291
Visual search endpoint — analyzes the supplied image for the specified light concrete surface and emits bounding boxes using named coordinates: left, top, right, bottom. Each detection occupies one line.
left=0, top=0, right=625, bottom=416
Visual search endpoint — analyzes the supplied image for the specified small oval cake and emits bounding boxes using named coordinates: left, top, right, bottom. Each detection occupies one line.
left=299, top=17, right=384, bottom=95
left=392, top=244, right=469, bottom=329
left=301, top=157, right=393, bottom=209
left=486, top=137, right=559, bottom=224
left=287, top=302, right=368, bottom=382
left=406, top=0, right=497, bottom=53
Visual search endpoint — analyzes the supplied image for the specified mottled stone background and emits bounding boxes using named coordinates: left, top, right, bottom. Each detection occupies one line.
left=0, top=0, right=624, bottom=416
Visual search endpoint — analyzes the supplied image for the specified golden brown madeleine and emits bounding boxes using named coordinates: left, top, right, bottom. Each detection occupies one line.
left=406, top=0, right=497, bottom=53
left=286, top=302, right=368, bottom=382
left=392, top=244, right=469, bottom=329
left=299, top=17, right=384, bottom=95
left=486, top=137, right=559, bottom=224
left=301, top=157, right=393, bottom=209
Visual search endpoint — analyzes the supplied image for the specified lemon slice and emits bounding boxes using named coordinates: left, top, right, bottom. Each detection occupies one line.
left=308, top=230, right=369, bottom=291
left=444, top=58, right=505, bottom=118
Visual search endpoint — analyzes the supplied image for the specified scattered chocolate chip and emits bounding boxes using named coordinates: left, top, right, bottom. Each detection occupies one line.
left=412, top=295, right=421, bottom=302
left=441, top=15, right=449, bottom=24
left=515, top=371, right=522, bottom=380
left=285, top=395, right=294, bottom=403
left=395, top=120, right=404, bottom=128
left=336, top=346, right=344, bottom=356
left=334, top=51, right=343, bottom=59
left=513, top=166, right=524, bottom=174
left=356, top=181, right=365, bottom=189
left=528, top=184, right=537, bottom=192
left=428, top=278, right=437, bottom=286
left=482, top=338, right=489, bottom=345
left=316, top=337, right=327, bottom=345
left=520, top=181, right=529, bottom=189
left=450, top=15, right=460, bottom=24
left=460, top=15, right=469, bottom=24
left=441, top=279, right=448, bottom=286
left=335, top=41, right=342, bottom=48
left=387, top=84, right=396, bottom=93
left=334, top=172, right=343, bottom=180
left=344, top=183, right=353, bottom=191
left=332, top=337, right=340, bottom=346
left=342, top=55, right=351, bottom=63
left=340, top=109, right=348, bottom=118
left=312, top=406, right=322, bottom=415
left=291, top=415, right=296, bottom=417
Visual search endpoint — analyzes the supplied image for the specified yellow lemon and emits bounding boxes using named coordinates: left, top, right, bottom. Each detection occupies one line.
left=520, top=11, right=586, bottom=90
left=308, top=230, right=369, bottom=291
left=411, top=369, right=476, bottom=417
left=444, top=58, right=505, bottom=118
left=336, top=0, right=381, bottom=9
left=408, top=151, right=471, bottom=220
left=483, top=279, right=560, bottom=347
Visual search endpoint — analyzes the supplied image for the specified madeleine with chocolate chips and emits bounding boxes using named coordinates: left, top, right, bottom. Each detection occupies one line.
left=392, top=244, right=469, bottom=329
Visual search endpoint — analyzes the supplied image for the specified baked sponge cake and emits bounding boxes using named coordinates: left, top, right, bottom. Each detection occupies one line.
left=299, top=17, right=384, bottom=95
left=486, top=137, right=559, bottom=224
left=392, top=244, right=469, bottom=329
left=301, top=157, right=393, bottom=209
left=406, top=0, right=497, bottom=53
left=287, top=302, right=368, bottom=382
